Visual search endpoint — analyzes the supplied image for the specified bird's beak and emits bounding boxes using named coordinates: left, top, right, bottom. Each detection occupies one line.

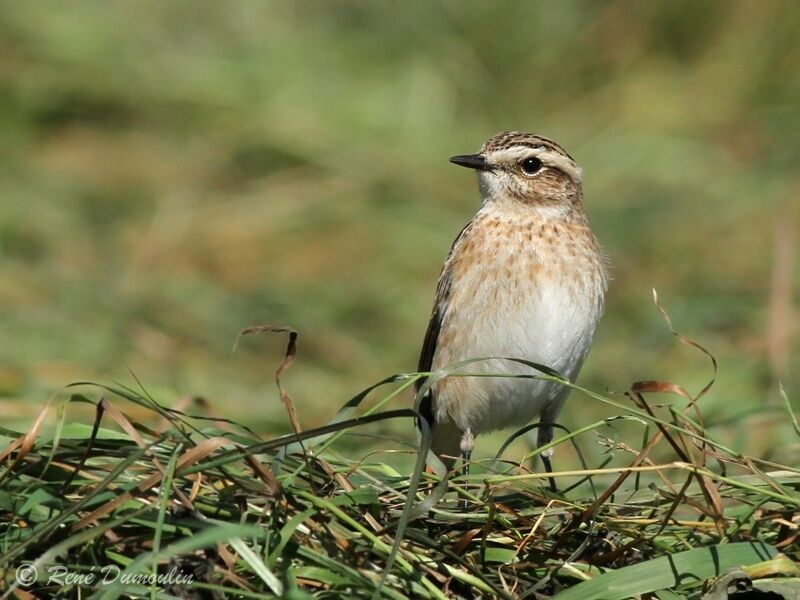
left=449, top=154, right=493, bottom=171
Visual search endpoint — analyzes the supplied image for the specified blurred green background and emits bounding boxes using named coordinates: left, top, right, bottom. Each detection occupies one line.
left=1, top=2, right=798, bottom=462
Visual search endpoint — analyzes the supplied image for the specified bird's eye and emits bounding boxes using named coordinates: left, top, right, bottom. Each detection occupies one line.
left=520, top=157, right=543, bottom=175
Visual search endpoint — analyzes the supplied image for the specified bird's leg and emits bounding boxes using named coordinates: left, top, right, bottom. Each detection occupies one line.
left=537, top=423, right=558, bottom=493
left=540, top=450, right=557, bottom=493
left=459, top=427, right=474, bottom=508
left=460, top=427, right=474, bottom=476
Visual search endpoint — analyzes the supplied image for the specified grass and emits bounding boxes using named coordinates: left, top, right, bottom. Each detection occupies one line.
left=1, top=321, right=798, bottom=599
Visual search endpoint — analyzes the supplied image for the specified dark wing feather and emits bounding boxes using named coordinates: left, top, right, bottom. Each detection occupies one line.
left=416, top=220, right=474, bottom=426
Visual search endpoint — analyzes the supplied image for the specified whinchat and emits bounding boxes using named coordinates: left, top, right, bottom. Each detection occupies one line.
left=416, top=131, right=607, bottom=488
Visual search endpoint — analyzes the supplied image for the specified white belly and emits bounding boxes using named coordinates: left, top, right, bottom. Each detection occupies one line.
left=429, top=209, right=606, bottom=436
left=435, top=280, right=600, bottom=434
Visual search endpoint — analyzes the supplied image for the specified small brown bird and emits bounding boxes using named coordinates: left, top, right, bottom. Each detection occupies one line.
left=416, top=131, right=607, bottom=486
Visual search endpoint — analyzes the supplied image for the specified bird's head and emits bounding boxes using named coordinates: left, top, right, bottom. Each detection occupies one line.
left=450, top=131, right=583, bottom=208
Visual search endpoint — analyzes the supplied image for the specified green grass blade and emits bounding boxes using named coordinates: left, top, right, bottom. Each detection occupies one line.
left=780, top=382, right=800, bottom=438
left=229, top=537, right=283, bottom=597
left=151, top=443, right=181, bottom=600
left=554, top=542, right=778, bottom=600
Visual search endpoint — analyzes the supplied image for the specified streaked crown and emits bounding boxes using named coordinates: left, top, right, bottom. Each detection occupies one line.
left=481, top=131, right=574, bottom=160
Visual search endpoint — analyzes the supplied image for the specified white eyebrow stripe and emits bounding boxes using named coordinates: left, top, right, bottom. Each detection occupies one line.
left=486, top=146, right=582, bottom=182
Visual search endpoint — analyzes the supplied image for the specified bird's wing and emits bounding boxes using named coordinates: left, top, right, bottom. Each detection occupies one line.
left=416, top=220, right=474, bottom=426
